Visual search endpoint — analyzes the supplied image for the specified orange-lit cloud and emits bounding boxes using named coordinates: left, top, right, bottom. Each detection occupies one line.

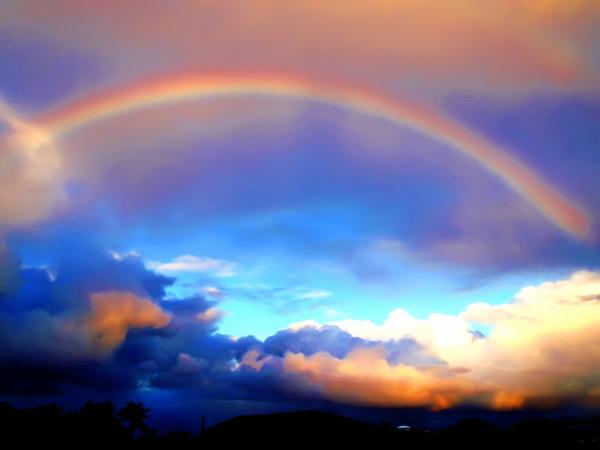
left=283, top=347, right=478, bottom=410
left=195, top=306, right=225, bottom=324
left=241, top=271, right=600, bottom=410
left=81, top=291, right=172, bottom=355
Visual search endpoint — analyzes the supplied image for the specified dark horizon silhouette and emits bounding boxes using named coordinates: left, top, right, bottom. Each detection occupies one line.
left=1, top=400, right=599, bottom=449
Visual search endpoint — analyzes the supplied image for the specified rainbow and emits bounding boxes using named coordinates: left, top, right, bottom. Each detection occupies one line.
left=33, top=72, right=591, bottom=239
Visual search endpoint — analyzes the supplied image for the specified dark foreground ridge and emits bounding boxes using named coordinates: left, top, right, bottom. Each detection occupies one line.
left=1, top=401, right=599, bottom=449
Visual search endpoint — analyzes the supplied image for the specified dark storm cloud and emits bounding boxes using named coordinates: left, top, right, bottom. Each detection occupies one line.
left=263, top=325, right=365, bottom=358
left=0, top=231, right=278, bottom=399
left=0, top=230, right=442, bottom=403
left=262, top=324, right=444, bottom=367
left=0, top=232, right=174, bottom=394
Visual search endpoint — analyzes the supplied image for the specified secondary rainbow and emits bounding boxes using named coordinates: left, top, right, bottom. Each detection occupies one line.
left=33, top=72, right=591, bottom=239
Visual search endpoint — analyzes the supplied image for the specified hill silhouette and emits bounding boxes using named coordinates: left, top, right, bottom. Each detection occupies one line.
left=1, top=401, right=599, bottom=449
left=200, top=410, right=389, bottom=445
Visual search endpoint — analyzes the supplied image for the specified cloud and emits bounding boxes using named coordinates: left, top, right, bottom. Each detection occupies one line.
left=149, top=255, right=237, bottom=277
left=241, top=271, right=600, bottom=410
left=80, top=291, right=172, bottom=355
left=195, top=306, right=225, bottom=324
left=0, top=100, right=65, bottom=226
left=174, top=352, right=209, bottom=375
left=201, top=286, right=225, bottom=298
left=263, top=325, right=368, bottom=359
left=1, top=224, right=600, bottom=412
left=160, top=295, right=220, bottom=321
left=281, top=347, right=476, bottom=410
left=224, top=284, right=336, bottom=314
left=0, top=242, right=19, bottom=297
left=296, top=289, right=331, bottom=300
left=0, top=288, right=173, bottom=393
left=0, top=234, right=177, bottom=392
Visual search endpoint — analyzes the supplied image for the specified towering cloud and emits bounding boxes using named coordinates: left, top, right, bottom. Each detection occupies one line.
left=239, top=271, right=600, bottom=410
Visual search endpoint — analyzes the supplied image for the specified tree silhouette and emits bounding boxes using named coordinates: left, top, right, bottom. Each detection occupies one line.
left=62, top=401, right=126, bottom=446
left=117, top=401, right=151, bottom=436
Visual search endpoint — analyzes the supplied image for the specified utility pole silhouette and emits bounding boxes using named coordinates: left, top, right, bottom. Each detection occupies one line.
left=201, top=415, right=206, bottom=433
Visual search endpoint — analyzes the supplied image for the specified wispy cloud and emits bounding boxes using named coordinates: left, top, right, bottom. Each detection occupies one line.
left=296, top=289, right=332, bottom=300
left=223, top=284, right=334, bottom=314
left=201, top=286, right=225, bottom=298
left=149, top=255, right=237, bottom=278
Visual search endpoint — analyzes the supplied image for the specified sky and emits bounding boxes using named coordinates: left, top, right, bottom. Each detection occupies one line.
left=1, top=0, right=600, bottom=429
